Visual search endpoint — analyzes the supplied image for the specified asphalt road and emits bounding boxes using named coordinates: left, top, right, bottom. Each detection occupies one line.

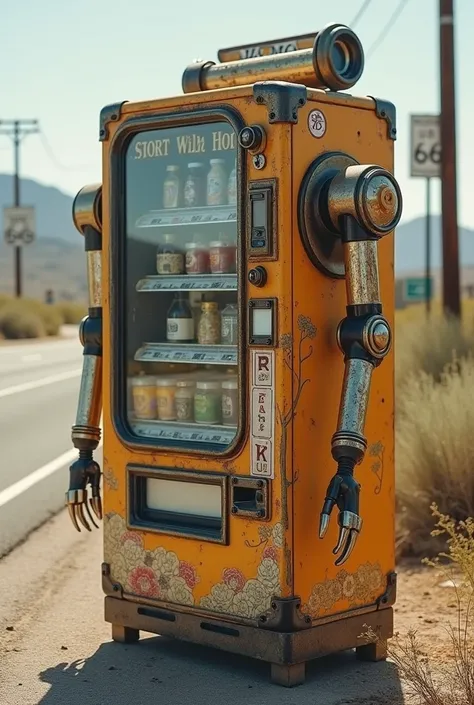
left=0, top=329, right=407, bottom=704
left=0, top=328, right=89, bottom=557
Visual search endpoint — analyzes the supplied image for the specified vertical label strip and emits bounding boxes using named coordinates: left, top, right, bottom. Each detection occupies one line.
left=250, top=350, right=275, bottom=478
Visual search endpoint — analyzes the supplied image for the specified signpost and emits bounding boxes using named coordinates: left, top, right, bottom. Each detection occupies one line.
left=3, top=206, right=36, bottom=247
left=410, top=115, right=441, bottom=315
left=403, top=276, right=433, bottom=303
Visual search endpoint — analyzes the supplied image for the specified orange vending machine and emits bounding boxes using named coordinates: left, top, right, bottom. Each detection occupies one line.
left=67, top=23, right=402, bottom=686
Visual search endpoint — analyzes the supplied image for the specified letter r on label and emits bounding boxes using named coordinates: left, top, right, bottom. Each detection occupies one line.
left=258, top=355, right=269, bottom=372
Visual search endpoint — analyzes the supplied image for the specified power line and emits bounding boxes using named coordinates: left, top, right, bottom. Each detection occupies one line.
left=37, top=130, right=95, bottom=172
left=366, top=0, right=410, bottom=59
left=350, top=0, right=373, bottom=28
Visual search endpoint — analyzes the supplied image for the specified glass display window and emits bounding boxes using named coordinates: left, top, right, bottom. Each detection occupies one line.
left=120, top=118, right=243, bottom=453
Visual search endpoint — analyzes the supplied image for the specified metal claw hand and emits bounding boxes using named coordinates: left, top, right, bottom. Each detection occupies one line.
left=65, top=456, right=102, bottom=532
left=319, top=466, right=362, bottom=566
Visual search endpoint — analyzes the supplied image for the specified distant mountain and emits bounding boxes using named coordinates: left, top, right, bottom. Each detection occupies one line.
left=0, top=173, right=473, bottom=301
left=0, top=174, right=84, bottom=300
left=395, top=216, right=474, bottom=273
left=0, top=174, right=77, bottom=242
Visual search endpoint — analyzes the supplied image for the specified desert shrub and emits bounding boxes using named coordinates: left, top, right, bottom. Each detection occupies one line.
left=53, top=301, right=87, bottom=324
left=395, top=313, right=474, bottom=393
left=19, top=298, right=62, bottom=336
left=396, top=356, right=474, bottom=557
left=362, top=507, right=474, bottom=705
left=0, top=302, right=45, bottom=339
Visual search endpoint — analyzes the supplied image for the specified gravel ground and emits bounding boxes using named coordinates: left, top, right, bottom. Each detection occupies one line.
left=0, top=509, right=462, bottom=705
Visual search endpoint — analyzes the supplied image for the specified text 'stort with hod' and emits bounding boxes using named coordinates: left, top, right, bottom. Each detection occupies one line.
left=66, top=22, right=402, bottom=687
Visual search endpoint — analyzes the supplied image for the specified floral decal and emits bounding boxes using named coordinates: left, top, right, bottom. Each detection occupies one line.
left=103, top=467, right=119, bottom=491
left=200, top=524, right=282, bottom=619
left=302, top=562, right=385, bottom=618
left=277, top=315, right=317, bottom=586
left=104, top=513, right=197, bottom=607
left=368, top=441, right=385, bottom=495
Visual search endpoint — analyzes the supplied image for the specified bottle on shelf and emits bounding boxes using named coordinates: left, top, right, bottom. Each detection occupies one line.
left=194, top=380, right=222, bottom=425
left=157, top=233, right=185, bottom=275
left=166, top=293, right=195, bottom=343
left=175, top=379, right=196, bottom=422
left=198, top=301, right=221, bottom=345
left=222, top=377, right=238, bottom=426
left=209, top=236, right=237, bottom=274
left=207, top=159, right=227, bottom=206
left=185, top=235, right=210, bottom=274
left=227, top=160, right=237, bottom=205
left=163, top=165, right=181, bottom=209
left=221, top=303, right=238, bottom=345
left=183, top=163, right=206, bottom=208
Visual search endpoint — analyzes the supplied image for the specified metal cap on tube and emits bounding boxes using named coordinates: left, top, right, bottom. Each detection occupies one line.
left=182, top=23, right=364, bottom=94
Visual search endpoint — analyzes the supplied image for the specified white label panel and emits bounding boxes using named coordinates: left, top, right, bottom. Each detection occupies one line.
left=250, top=350, right=275, bottom=478
left=252, top=350, right=274, bottom=387
left=251, top=438, right=273, bottom=478
left=251, top=388, right=273, bottom=438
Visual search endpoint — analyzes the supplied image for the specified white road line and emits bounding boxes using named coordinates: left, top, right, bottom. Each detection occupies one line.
left=21, top=353, right=43, bottom=363
left=0, top=368, right=82, bottom=399
left=0, top=441, right=103, bottom=508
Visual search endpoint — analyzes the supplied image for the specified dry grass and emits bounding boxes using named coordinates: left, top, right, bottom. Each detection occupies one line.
left=0, top=295, right=85, bottom=339
left=395, top=299, right=474, bottom=557
left=362, top=507, right=474, bottom=704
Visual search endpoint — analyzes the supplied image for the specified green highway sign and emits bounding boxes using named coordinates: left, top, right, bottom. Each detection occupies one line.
left=403, top=277, right=433, bottom=302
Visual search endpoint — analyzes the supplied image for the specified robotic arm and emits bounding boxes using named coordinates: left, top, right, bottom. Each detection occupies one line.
left=317, top=165, right=402, bottom=565
left=66, top=184, right=103, bottom=532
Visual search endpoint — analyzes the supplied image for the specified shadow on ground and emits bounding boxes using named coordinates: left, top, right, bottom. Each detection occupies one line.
left=38, top=635, right=405, bottom=705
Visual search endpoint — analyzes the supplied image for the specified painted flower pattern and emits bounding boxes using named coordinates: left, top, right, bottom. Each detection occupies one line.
left=272, top=522, right=284, bottom=548
left=223, top=568, right=246, bottom=593
left=104, top=512, right=195, bottom=607
left=257, top=558, right=280, bottom=591
left=179, top=561, right=199, bottom=589
left=104, top=511, right=284, bottom=620
left=200, top=583, right=235, bottom=612
left=129, top=566, right=160, bottom=598
left=306, top=562, right=385, bottom=617
left=263, top=546, right=278, bottom=561
left=200, top=525, right=282, bottom=619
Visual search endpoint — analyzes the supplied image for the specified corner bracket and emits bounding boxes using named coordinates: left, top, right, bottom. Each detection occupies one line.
left=369, top=97, right=397, bottom=140
left=102, top=562, right=124, bottom=598
left=258, top=596, right=312, bottom=631
left=99, top=101, right=128, bottom=141
left=253, top=82, right=307, bottom=124
left=377, top=571, right=397, bottom=608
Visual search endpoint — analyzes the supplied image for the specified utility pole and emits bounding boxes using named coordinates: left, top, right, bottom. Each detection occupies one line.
left=439, top=0, right=460, bottom=317
left=0, top=119, right=39, bottom=297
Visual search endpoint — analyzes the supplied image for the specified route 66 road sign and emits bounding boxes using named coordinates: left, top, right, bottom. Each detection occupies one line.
left=3, top=206, right=36, bottom=246
left=410, top=114, right=441, bottom=178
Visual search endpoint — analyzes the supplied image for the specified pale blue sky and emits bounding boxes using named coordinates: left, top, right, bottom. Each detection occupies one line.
left=0, top=0, right=472, bottom=226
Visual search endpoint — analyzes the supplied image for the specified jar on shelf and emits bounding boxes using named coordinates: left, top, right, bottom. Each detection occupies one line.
left=222, top=378, right=238, bottom=426
left=163, top=165, right=181, bottom=209
left=131, top=374, right=157, bottom=419
left=194, top=381, right=222, bottom=425
left=207, top=159, right=227, bottom=206
left=209, top=239, right=236, bottom=274
left=183, top=163, right=206, bottom=208
left=156, top=378, right=177, bottom=421
left=221, top=303, right=238, bottom=345
left=185, top=240, right=210, bottom=274
left=166, top=293, right=195, bottom=343
left=157, top=233, right=184, bottom=275
left=227, top=161, right=237, bottom=205
left=175, top=379, right=196, bottom=422
left=198, top=301, right=221, bottom=345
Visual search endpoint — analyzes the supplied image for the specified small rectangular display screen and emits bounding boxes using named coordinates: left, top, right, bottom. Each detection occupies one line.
left=251, top=193, right=267, bottom=249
